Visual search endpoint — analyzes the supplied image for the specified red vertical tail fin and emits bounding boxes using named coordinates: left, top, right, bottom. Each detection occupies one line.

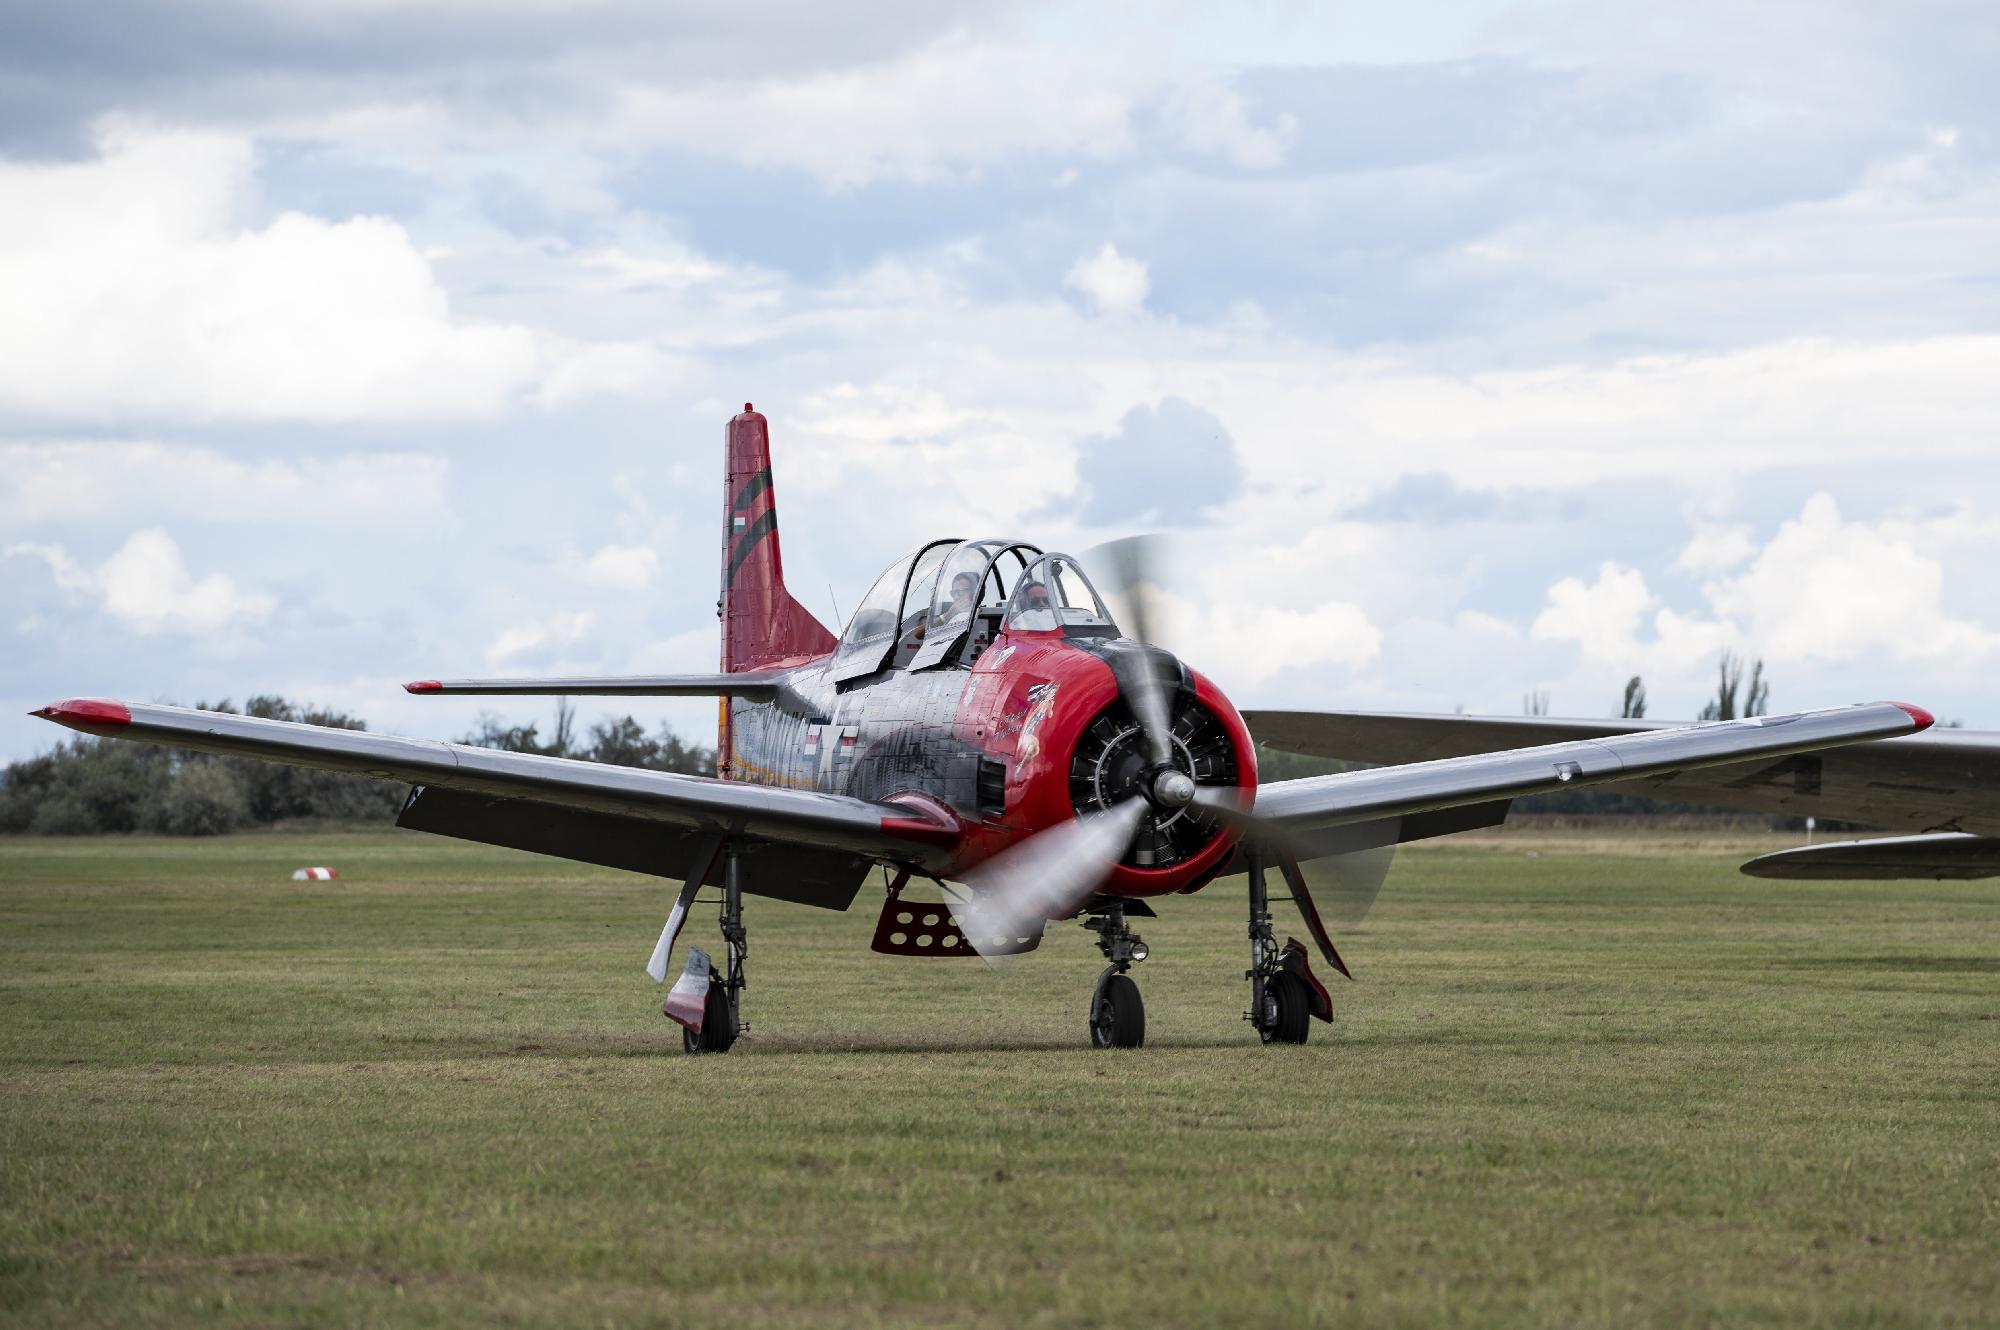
left=721, top=404, right=837, bottom=674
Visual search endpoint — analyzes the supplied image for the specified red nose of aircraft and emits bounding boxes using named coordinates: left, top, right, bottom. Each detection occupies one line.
left=957, top=634, right=1257, bottom=900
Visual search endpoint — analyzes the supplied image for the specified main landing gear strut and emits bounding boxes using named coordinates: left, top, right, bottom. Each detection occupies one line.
left=684, top=842, right=748, bottom=1055
left=1246, top=852, right=1312, bottom=1045
left=1083, top=901, right=1149, bottom=1049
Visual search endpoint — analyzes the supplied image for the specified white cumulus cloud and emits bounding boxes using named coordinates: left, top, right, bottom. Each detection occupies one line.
left=483, top=611, right=598, bottom=668
left=1181, top=600, right=1382, bottom=690
left=1528, top=562, right=1734, bottom=712
left=1524, top=495, right=1999, bottom=716
left=615, top=35, right=1137, bottom=188
left=1532, top=562, right=1658, bottom=661
left=6, top=528, right=274, bottom=635
left=1674, top=523, right=1758, bottom=575
left=0, top=441, right=452, bottom=529
left=1065, top=243, right=1150, bottom=316
left=0, top=127, right=541, bottom=424
left=564, top=544, right=660, bottom=592
left=1157, top=79, right=1297, bottom=169
left=1706, top=493, right=1998, bottom=665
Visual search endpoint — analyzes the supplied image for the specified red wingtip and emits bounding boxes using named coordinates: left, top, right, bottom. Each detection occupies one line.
left=1891, top=702, right=1935, bottom=731
left=404, top=680, right=442, bottom=694
left=32, top=698, right=132, bottom=730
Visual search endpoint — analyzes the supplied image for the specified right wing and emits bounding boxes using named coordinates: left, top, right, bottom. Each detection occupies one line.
left=31, top=698, right=959, bottom=869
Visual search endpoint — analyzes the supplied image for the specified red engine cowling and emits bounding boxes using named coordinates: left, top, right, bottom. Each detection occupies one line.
left=947, top=634, right=1258, bottom=897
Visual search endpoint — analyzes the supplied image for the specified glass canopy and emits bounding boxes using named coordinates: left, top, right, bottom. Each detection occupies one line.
left=829, top=539, right=1119, bottom=679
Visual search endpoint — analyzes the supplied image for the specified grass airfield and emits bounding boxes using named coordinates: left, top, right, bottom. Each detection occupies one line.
left=2, top=829, right=1995, bottom=1328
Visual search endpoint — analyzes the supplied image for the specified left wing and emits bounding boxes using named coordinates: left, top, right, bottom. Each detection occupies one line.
left=1249, top=703, right=1932, bottom=851
left=1245, top=705, right=2000, bottom=837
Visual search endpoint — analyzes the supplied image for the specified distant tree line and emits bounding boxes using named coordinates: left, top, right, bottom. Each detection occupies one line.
left=0, top=697, right=714, bottom=836
left=454, top=698, right=715, bottom=774
left=0, top=697, right=402, bottom=836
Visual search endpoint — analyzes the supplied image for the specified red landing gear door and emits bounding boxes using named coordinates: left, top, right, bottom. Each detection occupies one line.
left=662, top=947, right=712, bottom=1034
left=1280, top=856, right=1352, bottom=980
left=1281, top=939, right=1335, bottom=1024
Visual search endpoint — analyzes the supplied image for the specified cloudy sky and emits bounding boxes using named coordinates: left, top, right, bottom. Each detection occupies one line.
left=3, top=0, right=1998, bottom=762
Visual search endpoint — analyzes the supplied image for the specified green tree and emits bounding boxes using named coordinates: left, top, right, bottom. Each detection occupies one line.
left=2, top=737, right=167, bottom=834
left=462, top=704, right=714, bottom=776
left=585, top=716, right=659, bottom=767
left=204, top=697, right=405, bottom=823
left=148, top=762, right=251, bottom=836
left=1697, top=651, right=1769, bottom=721
left=3, top=695, right=403, bottom=835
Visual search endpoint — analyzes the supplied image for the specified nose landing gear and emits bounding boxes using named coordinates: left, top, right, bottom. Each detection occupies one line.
left=1083, top=902, right=1149, bottom=1048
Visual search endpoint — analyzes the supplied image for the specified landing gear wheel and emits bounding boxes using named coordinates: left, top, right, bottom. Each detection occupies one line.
left=1090, top=973, right=1146, bottom=1049
left=1258, top=971, right=1312, bottom=1046
left=682, top=976, right=739, bottom=1055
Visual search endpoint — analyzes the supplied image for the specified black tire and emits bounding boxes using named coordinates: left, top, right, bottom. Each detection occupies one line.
left=1258, top=971, right=1312, bottom=1046
left=1090, top=973, right=1146, bottom=1049
left=683, top=976, right=739, bottom=1055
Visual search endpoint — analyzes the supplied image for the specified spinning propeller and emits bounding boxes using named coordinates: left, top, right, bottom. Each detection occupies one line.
left=955, top=535, right=1393, bottom=964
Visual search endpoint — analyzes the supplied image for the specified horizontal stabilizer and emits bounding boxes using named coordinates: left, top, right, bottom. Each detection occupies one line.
left=1740, top=833, right=2000, bottom=881
left=405, top=671, right=788, bottom=698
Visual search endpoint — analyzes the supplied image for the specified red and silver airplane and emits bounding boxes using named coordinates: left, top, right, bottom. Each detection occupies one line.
left=32, top=406, right=1938, bottom=1052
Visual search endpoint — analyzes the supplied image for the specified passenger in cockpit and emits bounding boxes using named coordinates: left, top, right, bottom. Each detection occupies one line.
left=947, top=571, right=980, bottom=619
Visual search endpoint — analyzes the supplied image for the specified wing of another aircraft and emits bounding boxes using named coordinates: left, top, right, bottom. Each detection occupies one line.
left=1740, top=833, right=2000, bottom=880
left=1245, top=703, right=1930, bottom=846
left=30, top=699, right=960, bottom=888
left=1245, top=708, right=2000, bottom=838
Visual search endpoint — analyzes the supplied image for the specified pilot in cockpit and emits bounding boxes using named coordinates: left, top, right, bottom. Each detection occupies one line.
left=911, top=570, right=981, bottom=649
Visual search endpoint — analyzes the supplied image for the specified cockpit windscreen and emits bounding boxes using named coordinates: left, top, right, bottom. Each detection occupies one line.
left=1003, top=553, right=1118, bottom=634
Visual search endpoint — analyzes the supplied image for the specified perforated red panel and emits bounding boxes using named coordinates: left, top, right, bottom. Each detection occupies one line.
left=867, top=885, right=1041, bottom=957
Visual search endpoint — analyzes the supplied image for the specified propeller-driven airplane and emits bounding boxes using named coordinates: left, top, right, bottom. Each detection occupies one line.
left=33, top=406, right=1940, bottom=1052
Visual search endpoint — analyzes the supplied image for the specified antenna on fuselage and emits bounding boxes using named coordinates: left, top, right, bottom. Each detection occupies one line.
left=828, top=583, right=843, bottom=629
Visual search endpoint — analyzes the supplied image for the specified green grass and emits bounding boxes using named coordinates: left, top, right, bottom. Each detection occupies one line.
left=1, top=829, right=1996, bottom=1328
